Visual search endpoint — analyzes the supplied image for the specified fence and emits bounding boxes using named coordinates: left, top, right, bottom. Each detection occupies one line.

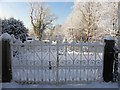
left=11, top=39, right=105, bottom=84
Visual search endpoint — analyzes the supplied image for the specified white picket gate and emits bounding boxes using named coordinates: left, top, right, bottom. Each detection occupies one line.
left=11, top=39, right=105, bottom=84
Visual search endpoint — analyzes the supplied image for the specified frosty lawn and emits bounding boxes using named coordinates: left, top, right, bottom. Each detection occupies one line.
left=1, top=81, right=118, bottom=88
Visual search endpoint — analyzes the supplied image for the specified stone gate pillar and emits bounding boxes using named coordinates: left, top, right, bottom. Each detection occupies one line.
left=103, top=35, right=115, bottom=82
left=1, top=33, right=12, bottom=82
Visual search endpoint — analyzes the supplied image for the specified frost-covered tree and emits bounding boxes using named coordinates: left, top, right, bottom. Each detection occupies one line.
left=2, top=18, right=28, bottom=42
left=63, top=2, right=118, bottom=42
left=29, top=2, right=56, bottom=40
left=51, top=25, right=64, bottom=40
left=43, top=25, right=64, bottom=41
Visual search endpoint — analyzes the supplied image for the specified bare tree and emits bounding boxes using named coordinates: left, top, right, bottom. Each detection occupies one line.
left=77, top=2, right=101, bottom=41
left=29, top=2, right=56, bottom=40
left=63, top=2, right=118, bottom=42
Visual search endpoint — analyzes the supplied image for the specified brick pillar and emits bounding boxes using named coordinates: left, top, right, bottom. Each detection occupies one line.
left=103, top=39, right=115, bottom=82
left=1, top=33, right=12, bottom=82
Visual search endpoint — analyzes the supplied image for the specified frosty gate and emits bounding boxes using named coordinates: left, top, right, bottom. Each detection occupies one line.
left=11, top=38, right=105, bottom=84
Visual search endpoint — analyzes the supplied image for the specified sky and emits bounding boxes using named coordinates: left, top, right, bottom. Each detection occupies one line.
left=0, top=2, right=73, bottom=29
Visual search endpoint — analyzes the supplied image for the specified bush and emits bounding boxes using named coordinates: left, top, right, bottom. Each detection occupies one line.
left=1, top=18, right=28, bottom=42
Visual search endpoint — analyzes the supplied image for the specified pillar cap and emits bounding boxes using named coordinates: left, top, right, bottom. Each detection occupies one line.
left=0, top=33, right=12, bottom=41
left=103, top=35, right=115, bottom=41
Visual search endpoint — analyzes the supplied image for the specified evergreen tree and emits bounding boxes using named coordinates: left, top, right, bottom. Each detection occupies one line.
left=2, top=18, right=28, bottom=42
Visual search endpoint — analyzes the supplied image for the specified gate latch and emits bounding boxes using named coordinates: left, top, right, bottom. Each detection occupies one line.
left=49, top=61, right=52, bottom=70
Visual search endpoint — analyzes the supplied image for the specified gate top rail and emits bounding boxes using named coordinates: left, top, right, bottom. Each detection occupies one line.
left=11, top=39, right=105, bottom=47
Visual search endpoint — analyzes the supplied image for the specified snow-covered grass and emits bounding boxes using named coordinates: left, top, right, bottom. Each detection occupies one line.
left=1, top=81, right=118, bottom=88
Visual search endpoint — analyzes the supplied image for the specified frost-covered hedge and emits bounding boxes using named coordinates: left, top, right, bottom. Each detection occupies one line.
left=1, top=18, right=28, bottom=42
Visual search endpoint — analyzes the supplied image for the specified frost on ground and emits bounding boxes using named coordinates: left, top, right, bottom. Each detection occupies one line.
left=1, top=81, right=118, bottom=88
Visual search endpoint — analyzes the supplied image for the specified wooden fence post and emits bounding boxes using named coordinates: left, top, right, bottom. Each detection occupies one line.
left=103, top=36, right=115, bottom=82
left=1, top=33, right=12, bottom=82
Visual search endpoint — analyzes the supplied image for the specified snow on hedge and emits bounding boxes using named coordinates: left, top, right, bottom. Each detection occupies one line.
left=103, top=35, right=115, bottom=40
